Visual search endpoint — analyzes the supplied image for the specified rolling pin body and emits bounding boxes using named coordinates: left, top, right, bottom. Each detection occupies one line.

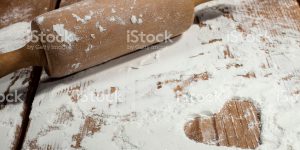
left=0, top=0, right=208, bottom=78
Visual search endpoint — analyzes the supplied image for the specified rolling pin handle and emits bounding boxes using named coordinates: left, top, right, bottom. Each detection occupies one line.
left=0, top=42, right=47, bottom=78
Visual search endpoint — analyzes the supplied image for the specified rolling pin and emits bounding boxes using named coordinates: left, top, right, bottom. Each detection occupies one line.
left=0, top=0, right=209, bottom=78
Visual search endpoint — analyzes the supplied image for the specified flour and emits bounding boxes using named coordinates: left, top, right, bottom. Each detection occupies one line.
left=108, top=16, right=116, bottom=22
left=53, top=24, right=79, bottom=48
left=72, top=14, right=86, bottom=24
left=111, top=8, right=116, bottom=13
left=131, top=15, right=143, bottom=24
left=85, top=45, right=93, bottom=52
left=36, top=16, right=44, bottom=25
left=130, top=15, right=137, bottom=24
left=96, top=21, right=107, bottom=32
left=72, top=11, right=94, bottom=24
left=99, top=26, right=106, bottom=32
left=0, top=22, right=31, bottom=53
left=90, top=34, right=96, bottom=39
left=138, top=18, right=143, bottom=24
left=72, top=63, right=81, bottom=69
left=107, top=16, right=125, bottom=25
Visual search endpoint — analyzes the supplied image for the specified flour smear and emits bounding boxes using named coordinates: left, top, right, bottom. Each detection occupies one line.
left=0, top=22, right=31, bottom=53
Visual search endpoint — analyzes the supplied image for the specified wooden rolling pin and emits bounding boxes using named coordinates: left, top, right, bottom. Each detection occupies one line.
left=0, top=0, right=209, bottom=78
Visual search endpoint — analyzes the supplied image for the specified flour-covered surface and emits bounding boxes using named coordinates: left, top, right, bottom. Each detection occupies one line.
left=0, top=1, right=57, bottom=149
left=0, top=69, right=32, bottom=150
left=0, top=0, right=55, bottom=29
left=23, top=0, right=300, bottom=149
left=0, top=22, right=33, bottom=149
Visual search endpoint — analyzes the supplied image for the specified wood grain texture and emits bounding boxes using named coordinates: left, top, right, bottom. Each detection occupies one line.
left=184, top=100, right=261, bottom=149
left=22, top=0, right=300, bottom=149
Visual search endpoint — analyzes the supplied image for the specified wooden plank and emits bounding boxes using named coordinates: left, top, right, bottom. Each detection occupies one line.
left=199, top=117, right=217, bottom=144
left=23, top=0, right=300, bottom=149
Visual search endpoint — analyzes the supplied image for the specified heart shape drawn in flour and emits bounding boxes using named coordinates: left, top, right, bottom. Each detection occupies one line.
left=184, top=99, right=261, bottom=149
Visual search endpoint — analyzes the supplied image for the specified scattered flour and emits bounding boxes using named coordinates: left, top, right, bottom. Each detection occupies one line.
left=138, top=18, right=143, bottom=24
left=90, top=34, right=96, bottom=39
left=108, top=16, right=116, bottom=22
left=107, top=16, right=125, bottom=25
left=72, top=11, right=94, bottom=24
left=130, top=16, right=137, bottom=24
left=111, top=8, right=116, bottom=13
left=71, top=63, right=81, bottom=69
left=72, top=14, right=86, bottom=24
left=53, top=24, right=79, bottom=47
left=131, top=15, right=143, bottom=24
left=36, top=16, right=45, bottom=25
left=99, top=26, right=106, bottom=32
left=96, top=21, right=107, bottom=32
left=85, top=45, right=93, bottom=52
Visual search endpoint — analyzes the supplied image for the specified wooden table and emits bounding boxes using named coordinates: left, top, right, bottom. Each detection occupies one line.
left=0, top=0, right=300, bottom=149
